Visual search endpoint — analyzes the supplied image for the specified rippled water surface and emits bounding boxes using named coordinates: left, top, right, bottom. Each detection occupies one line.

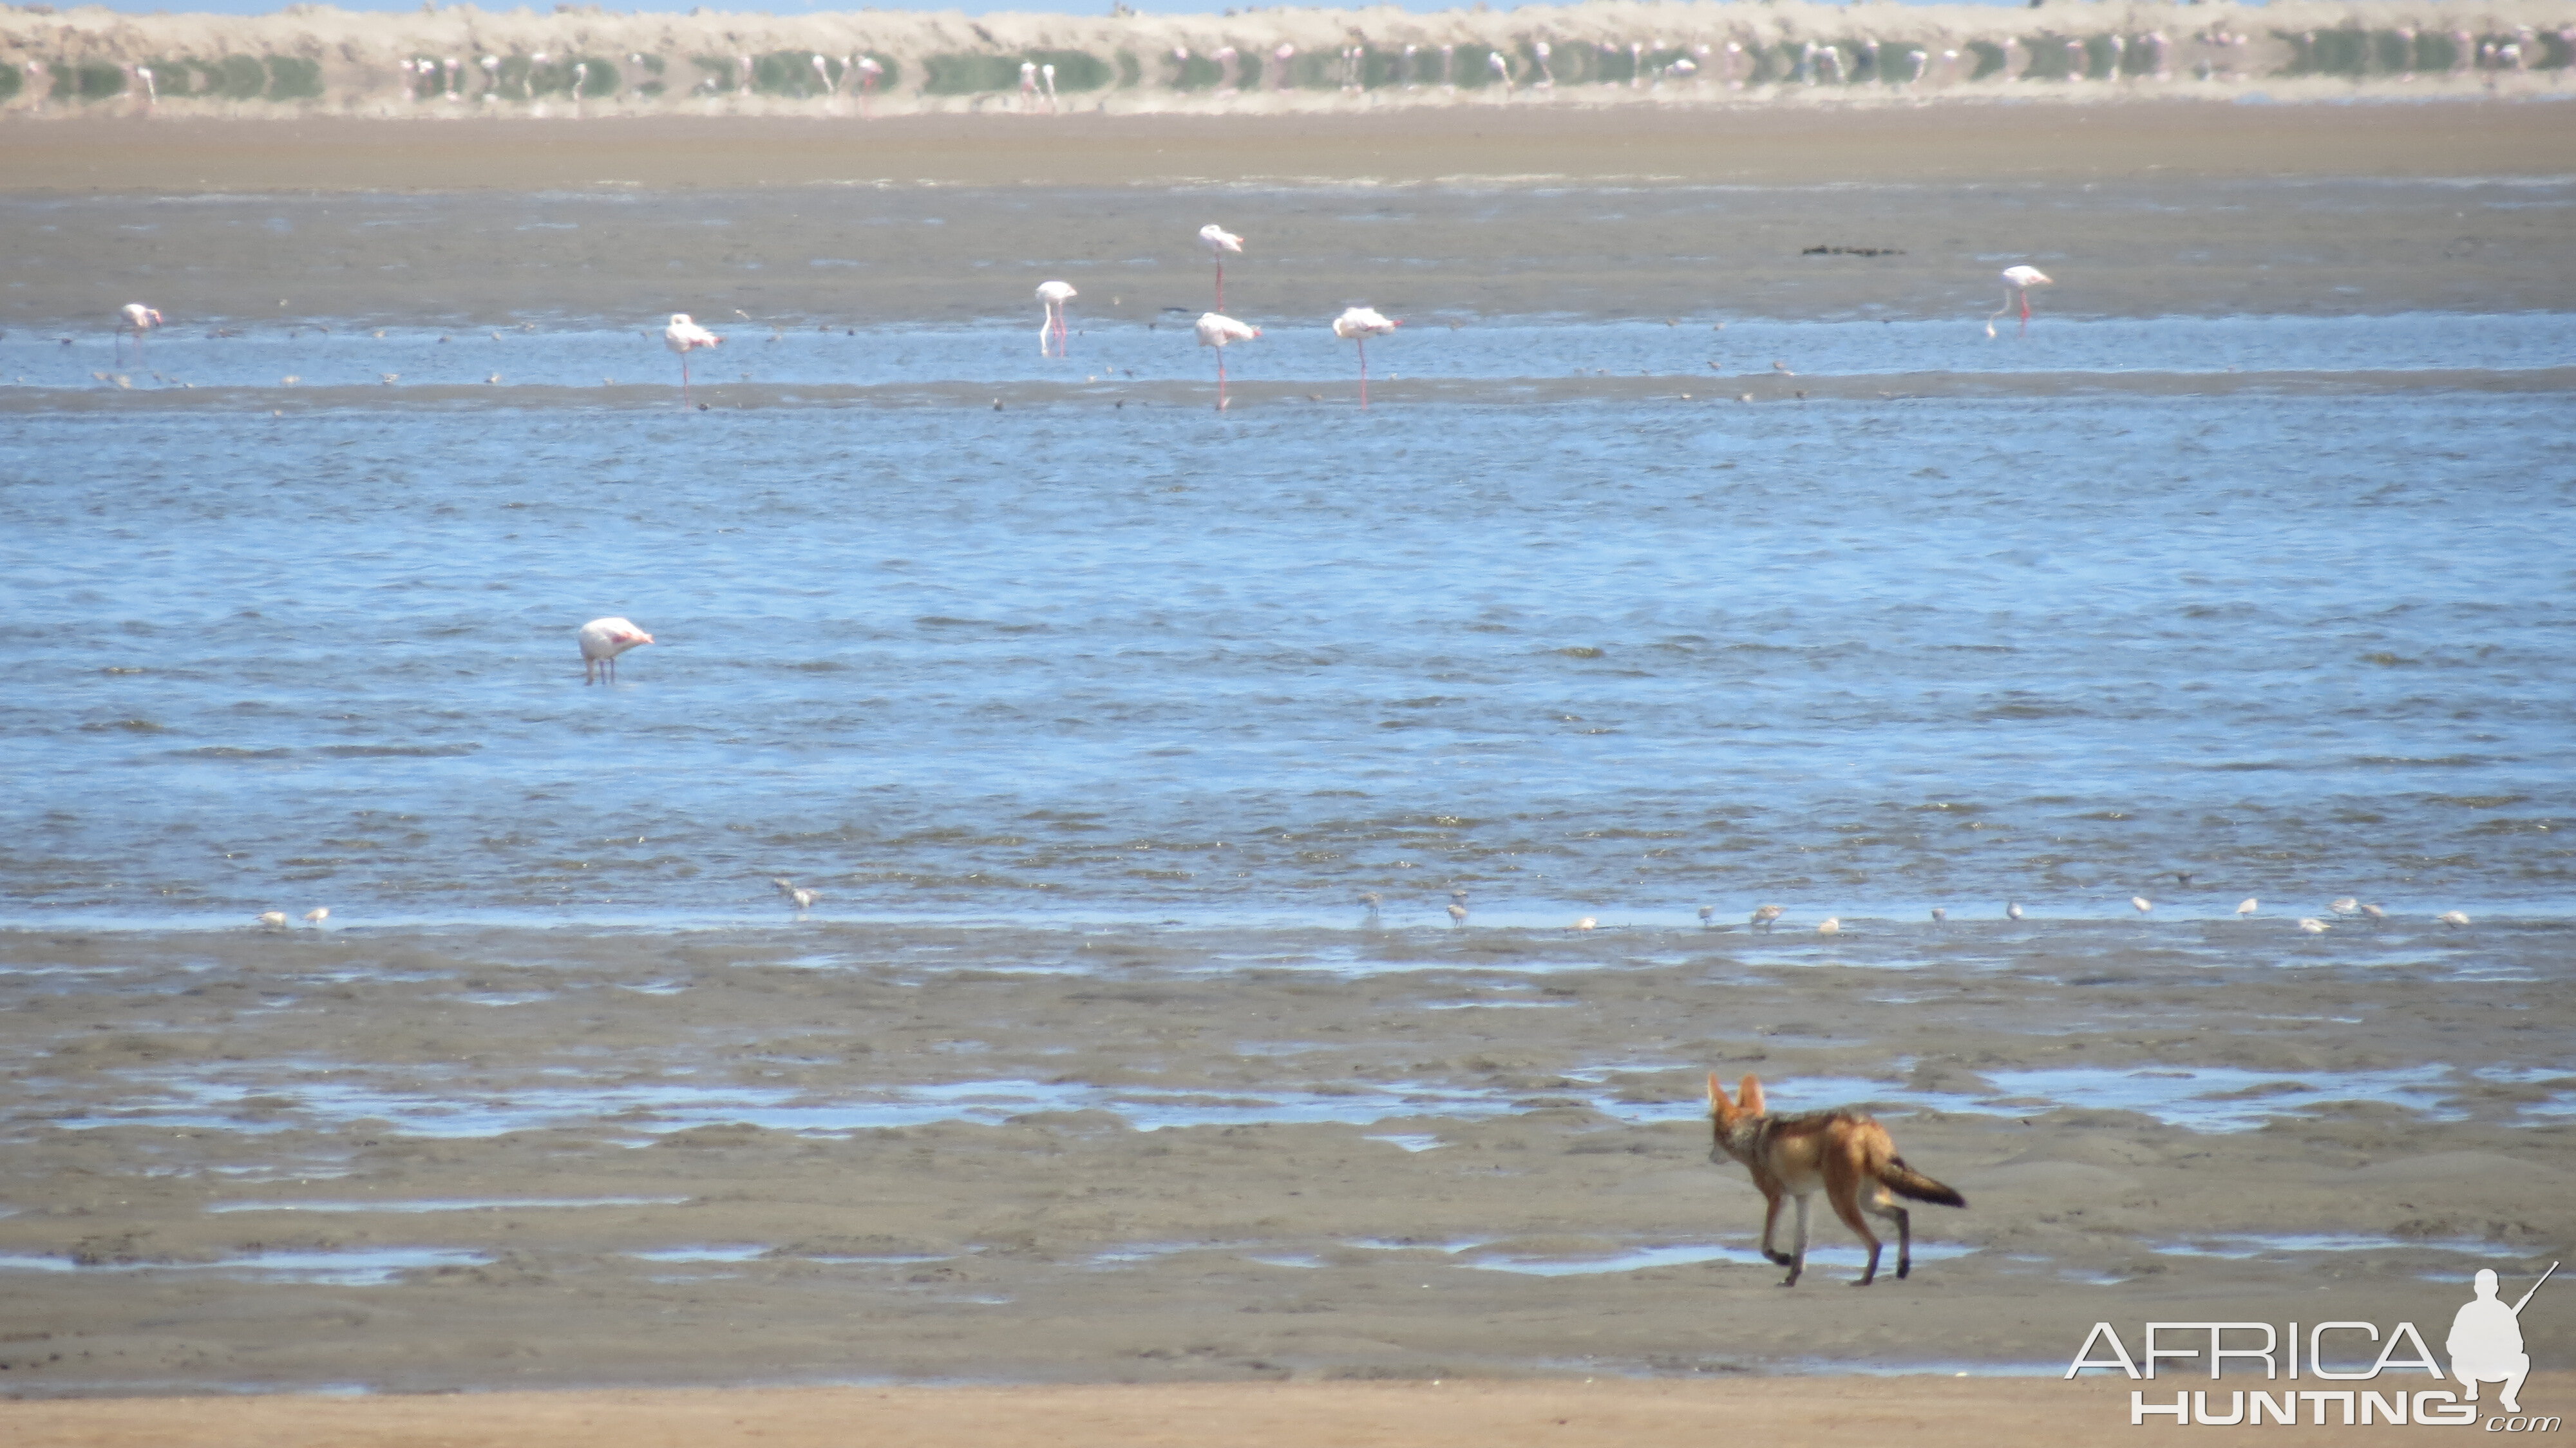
left=3, top=312, right=2570, bottom=929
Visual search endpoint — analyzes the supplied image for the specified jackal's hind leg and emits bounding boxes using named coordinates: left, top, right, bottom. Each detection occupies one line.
left=1894, top=1205, right=1913, bottom=1280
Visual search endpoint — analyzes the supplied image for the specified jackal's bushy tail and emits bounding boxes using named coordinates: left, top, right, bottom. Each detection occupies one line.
left=1880, top=1157, right=1967, bottom=1208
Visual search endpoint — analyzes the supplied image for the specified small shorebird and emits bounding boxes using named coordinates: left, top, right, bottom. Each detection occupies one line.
left=1036, top=281, right=1076, bottom=357
left=1195, top=312, right=1260, bottom=412
left=663, top=313, right=721, bottom=406
left=302, top=908, right=329, bottom=928
left=1929, top=907, right=1946, bottom=924
left=2005, top=902, right=2024, bottom=921
left=578, top=616, right=654, bottom=684
left=773, top=878, right=819, bottom=911
left=116, top=303, right=162, bottom=361
left=2438, top=910, right=2471, bottom=928
left=1199, top=224, right=1245, bottom=310
left=2130, top=896, right=2153, bottom=916
left=1358, top=891, right=1382, bottom=913
left=1750, top=904, right=1783, bottom=931
left=2358, top=902, right=2386, bottom=922
left=1446, top=902, right=1468, bottom=925
left=1986, top=265, right=2052, bottom=339
left=1331, top=306, right=1401, bottom=409
left=2327, top=897, right=2360, bottom=916
left=1816, top=917, right=1841, bottom=936
left=1698, top=904, right=1716, bottom=927
left=1573, top=917, right=1596, bottom=931
left=2297, top=917, right=2331, bottom=935
left=2235, top=897, right=2259, bottom=917
left=256, top=911, right=289, bottom=931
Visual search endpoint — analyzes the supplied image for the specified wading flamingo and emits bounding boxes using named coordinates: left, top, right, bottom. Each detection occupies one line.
left=663, top=313, right=721, bottom=405
left=1986, top=265, right=2052, bottom=338
left=579, top=617, right=654, bottom=684
left=1195, top=312, right=1260, bottom=412
left=1036, top=281, right=1077, bottom=357
left=1199, top=224, right=1244, bottom=310
left=115, top=303, right=162, bottom=360
left=1331, top=305, right=1400, bottom=408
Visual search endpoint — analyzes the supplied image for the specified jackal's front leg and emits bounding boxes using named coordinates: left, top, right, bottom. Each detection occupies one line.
left=1759, top=1190, right=1794, bottom=1269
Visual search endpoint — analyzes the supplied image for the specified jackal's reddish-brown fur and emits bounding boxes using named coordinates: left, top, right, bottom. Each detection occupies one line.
left=1707, top=1072, right=1966, bottom=1287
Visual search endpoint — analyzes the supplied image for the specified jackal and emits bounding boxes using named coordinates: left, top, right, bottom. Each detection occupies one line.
left=1707, top=1073, right=1967, bottom=1286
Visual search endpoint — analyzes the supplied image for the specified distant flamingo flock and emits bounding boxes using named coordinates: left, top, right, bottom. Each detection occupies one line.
left=100, top=229, right=2058, bottom=414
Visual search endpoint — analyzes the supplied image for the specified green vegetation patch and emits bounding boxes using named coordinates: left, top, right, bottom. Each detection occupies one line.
left=265, top=54, right=321, bottom=101
left=921, top=52, right=1021, bottom=95
left=1027, top=49, right=1112, bottom=92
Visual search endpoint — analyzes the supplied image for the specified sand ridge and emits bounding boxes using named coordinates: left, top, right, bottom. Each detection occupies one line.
left=3, top=0, right=2575, bottom=123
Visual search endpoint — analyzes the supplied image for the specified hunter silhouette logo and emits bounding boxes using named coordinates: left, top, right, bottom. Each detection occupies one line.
left=2067, top=1261, right=2559, bottom=1429
left=2452, top=1264, right=2552, bottom=1416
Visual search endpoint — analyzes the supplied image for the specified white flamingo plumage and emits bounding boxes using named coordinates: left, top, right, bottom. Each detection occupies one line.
left=1987, top=265, right=2052, bottom=338
left=663, top=313, right=721, bottom=406
left=1195, top=312, right=1260, bottom=412
left=115, top=302, right=162, bottom=360
left=1036, top=281, right=1077, bottom=357
left=1331, top=305, right=1401, bottom=408
left=579, top=616, right=654, bottom=685
left=1199, top=224, right=1244, bottom=310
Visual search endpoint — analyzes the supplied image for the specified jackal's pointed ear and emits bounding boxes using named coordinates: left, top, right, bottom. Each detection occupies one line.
left=1739, top=1074, right=1766, bottom=1115
left=1707, top=1072, right=1723, bottom=1114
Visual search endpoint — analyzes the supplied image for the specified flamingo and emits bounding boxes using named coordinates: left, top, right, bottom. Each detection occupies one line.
left=115, top=303, right=162, bottom=360
left=1987, top=265, right=2052, bottom=338
left=2237, top=897, right=2259, bottom=917
left=1817, top=917, right=1841, bottom=936
left=256, top=911, right=289, bottom=931
left=2438, top=910, right=2471, bottom=928
left=303, top=908, right=330, bottom=927
left=664, top=313, right=721, bottom=405
left=1331, top=305, right=1400, bottom=408
left=1750, top=904, right=1783, bottom=931
left=579, top=617, right=654, bottom=684
left=2130, top=895, right=2153, bottom=916
left=854, top=55, right=884, bottom=115
left=1195, top=312, right=1260, bottom=411
left=1036, top=281, right=1077, bottom=357
left=1199, top=224, right=1244, bottom=310
left=2297, top=917, right=2331, bottom=935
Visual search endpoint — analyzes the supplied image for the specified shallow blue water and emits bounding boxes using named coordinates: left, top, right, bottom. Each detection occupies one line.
left=9, top=311, right=2571, bottom=394
left=3, top=317, right=2571, bottom=928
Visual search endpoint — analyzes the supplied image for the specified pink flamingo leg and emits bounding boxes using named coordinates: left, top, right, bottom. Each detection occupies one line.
left=1217, top=350, right=1228, bottom=412
left=1215, top=261, right=1225, bottom=312
left=1358, top=336, right=1369, bottom=410
left=2019, top=289, right=2031, bottom=336
left=680, top=355, right=691, bottom=407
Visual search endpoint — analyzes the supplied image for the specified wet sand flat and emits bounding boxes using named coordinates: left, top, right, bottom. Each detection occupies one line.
left=7, top=116, right=2576, bottom=329
left=0, top=923, right=2566, bottom=1396
left=10, top=103, right=2576, bottom=196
